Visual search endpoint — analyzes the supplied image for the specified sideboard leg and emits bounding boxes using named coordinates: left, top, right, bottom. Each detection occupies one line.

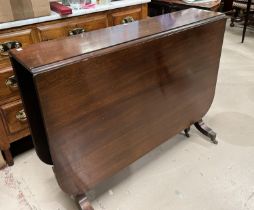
left=194, top=120, right=218, bottom=144
left=3, top=149, right=14, bottom=166
left=76, top=194, right=94, bottom=210
left=184, top=127, right=190, bottom=138
left=0, top=151, right=6, bottom=169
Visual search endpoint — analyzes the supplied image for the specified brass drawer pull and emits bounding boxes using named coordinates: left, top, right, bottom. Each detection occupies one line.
left=0, top=41, right=22, bottom=56
left=5, top=75, right=18, bottom=89
left=69, top=28, right=86, bottom=36
left=121, top=16, right=135, bottom=24
left=16, top=109, right=27, bottom=122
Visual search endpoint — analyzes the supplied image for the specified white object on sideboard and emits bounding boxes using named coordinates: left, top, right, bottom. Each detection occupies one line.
left=0, top=0, right=151, bottom=30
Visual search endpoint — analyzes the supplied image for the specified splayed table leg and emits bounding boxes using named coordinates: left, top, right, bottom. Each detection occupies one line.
left=194, top=120, right=217, bottom=144
left=76, top=194, right=94, bottom=210
left=184, top=127, right=191, bottom=138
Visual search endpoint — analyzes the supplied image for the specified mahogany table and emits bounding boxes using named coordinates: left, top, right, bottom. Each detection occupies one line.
left=10, top=9, right=226, bottom=210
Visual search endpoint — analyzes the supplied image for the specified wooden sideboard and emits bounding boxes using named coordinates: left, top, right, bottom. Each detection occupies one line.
left=0, top=4, right=148, bottom=166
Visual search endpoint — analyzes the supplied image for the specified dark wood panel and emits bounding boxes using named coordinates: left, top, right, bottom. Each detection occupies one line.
left=37, top=19, right=225, bottom=196
left=0, top=4, right=148, bottom=167
left=10, top=60, right=52, bottom=164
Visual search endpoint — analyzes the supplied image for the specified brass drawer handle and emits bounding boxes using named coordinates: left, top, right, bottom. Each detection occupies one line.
left=5, top=75, right=18, bottom=89
left=0, top=41, right=22, bottom=56
left=16, top=109, right=27, bottom=122
left=121, top=16, right=135, bottom=24
left=69, top=28, right=86, bottom=36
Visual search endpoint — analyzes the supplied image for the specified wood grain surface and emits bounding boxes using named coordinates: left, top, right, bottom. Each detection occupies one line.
left=0, top=4, right=148, bottom=167
left=11, top=9, right=226, bottom=196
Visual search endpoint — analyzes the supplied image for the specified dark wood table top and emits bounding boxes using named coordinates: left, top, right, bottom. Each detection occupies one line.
left=10, top=8, right=224, bottom=73
left=154, top=0, right=221, bottom=9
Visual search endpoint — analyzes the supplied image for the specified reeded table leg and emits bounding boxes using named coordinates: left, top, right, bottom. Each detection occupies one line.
left=194, top=120, right=217, bottom=144
left=76, top=195, right=94, bottom=210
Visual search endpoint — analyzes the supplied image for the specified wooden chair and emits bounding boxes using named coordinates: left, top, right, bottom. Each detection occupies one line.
left=242, top=0, right=253, bottom=42
left=230, top=0, right=254, bottom=42
left=230, top=0, right=254, bottom=26
left=222, top=0, right=234, bottom=11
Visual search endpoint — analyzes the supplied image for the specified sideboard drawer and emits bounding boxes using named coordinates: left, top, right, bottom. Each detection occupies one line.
left=37, top=22, right=69, bottom=42
left=0, top=100, right=28, bottom=135
left=109, top=7, right=142, bottom=25
left=37, top=14, right=108, bottom=41
left=0, top=29, right=34, bottom=69
left=0, top=67, right=19, bottom=101
left=68, top=15, right=108, bottom=35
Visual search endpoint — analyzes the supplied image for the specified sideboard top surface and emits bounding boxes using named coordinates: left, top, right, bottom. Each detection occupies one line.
left=0, top=0, right=151, bottom=30
left=10, top=8, right=225, bottom=72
